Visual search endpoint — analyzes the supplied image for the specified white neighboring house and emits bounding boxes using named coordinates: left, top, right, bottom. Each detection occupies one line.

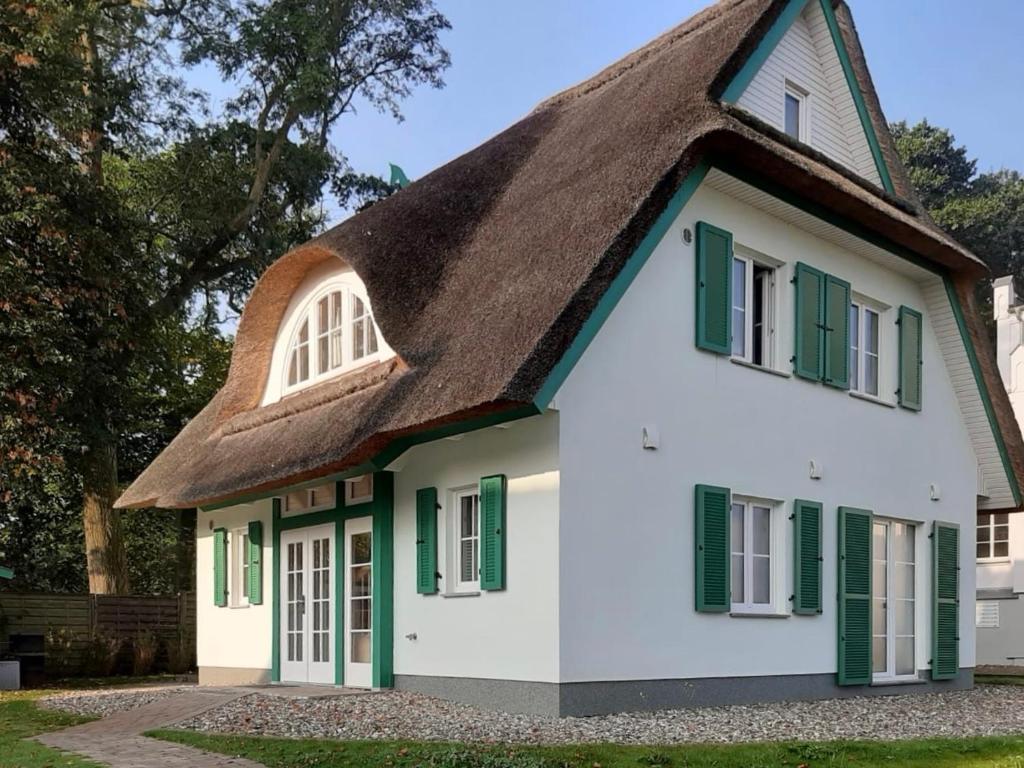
left=978, top=277, right=1024, bottom=666
left=119, top=0, right=1024, bottom=716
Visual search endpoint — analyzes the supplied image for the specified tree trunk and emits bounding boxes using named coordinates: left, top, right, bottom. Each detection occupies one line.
left=82, top=436, right=130, bottom=594
left=175, top=509, right=196, bottom=592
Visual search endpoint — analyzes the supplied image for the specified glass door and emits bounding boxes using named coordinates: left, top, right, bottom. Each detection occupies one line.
left=344, top=516, right=373, bottom=688
left=872, top=519, right=917, bottom=681
left=279, top=524, right=335, bottom=684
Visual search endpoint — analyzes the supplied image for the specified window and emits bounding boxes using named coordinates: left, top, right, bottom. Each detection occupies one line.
left=284, top=284, right=384, bottom=393
left=453, top=488, right=480, bottom=591
left=784, top=82, right=808, bottom=142
left=976, top=601, right=1000, bottom=629
left=230, top=528, right=250, bottom=607
left=345, top=475, right=374, bottom=505
left=284, top=483, right=337, bottom=516
left=731, top=251, right=777, bottom=367
left=849, top=301, right=881, bottom=396
left=978, top=512, right=1010, bottom=560
left=872, top=519, right=916, bottom=680
left=730, top=498, right=774, bottom=612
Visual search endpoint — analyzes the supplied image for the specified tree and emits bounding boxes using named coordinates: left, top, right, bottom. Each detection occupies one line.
left=1, top=0, right=450, bottom=593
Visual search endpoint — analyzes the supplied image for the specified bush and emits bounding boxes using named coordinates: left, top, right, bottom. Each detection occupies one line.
left=44, top=626, right=76, bottom=678
left=131, top=632, right=158, bottom=676
left=166, top=629, right=194, bottom=675
left=80, top=632, right=120, bottom=677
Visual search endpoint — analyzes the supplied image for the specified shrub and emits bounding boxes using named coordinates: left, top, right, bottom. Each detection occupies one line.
left=166, top=629, right=195, bottom=675
left=80, top=632, right=120, bottom=677
left=44, top=626, right=76, bottom=678
left=131, top=631, right=158, bottom=676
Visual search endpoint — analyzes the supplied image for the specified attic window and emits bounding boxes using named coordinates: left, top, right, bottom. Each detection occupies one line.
left=784, top=82, right=808, bottom=142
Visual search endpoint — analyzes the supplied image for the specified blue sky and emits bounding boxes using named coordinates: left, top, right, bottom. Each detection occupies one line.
left=198, top=0, right=1024, bottom=224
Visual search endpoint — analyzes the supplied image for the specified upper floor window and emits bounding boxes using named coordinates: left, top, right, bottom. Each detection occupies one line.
left=284, top=284, right=384, bottom=393
left=978, top=512, right=1009, bottom=560
left=849, top=301, right=881, bottom=396
left=784, top=82, right=809, bottom=142
left=731, top=247, right=779, bottom=369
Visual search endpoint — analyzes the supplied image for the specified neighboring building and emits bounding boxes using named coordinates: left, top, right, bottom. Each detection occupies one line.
left=978, top=277, right=1024, bottom=666
left=119, top=0, right=1024, bottom=716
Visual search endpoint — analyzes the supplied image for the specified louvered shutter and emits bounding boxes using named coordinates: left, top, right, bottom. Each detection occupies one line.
left=247, top=520, right=263, bottom=605
left=213, top=528, right=228, bottom=607
left=480, top=475, right=507, bottom=591
left=416, top=487, right=439, bottom=594
left=823, top=275, right=851, bottom=389
left=837, top=506, right=872, bottom=685
left=793, top=499, right=823, bottom=615
left=695, top=484, right=730, bottom=613
left=932, top=521, right=960, bottom=680
left=898, top=306, right=923, bottom=411
left=793, top=262, right=826, bottom=381
left=695, top=222, right=733, bottom=354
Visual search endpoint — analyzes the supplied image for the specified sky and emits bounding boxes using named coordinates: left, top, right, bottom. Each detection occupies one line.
left=196, top=0, right=1024, bottom=226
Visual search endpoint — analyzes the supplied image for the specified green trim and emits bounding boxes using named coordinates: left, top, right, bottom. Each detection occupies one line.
left=816, top=0, right=895, bottom=194
left=694, top=221, right=734, bottom=355
left=720, top=0, right=810, bottom=103
left=271, top=498, right=281, bottom=682
left=793, top=261, right=826, bottom=381
left=694, top=483, right=731, bottom=613
left=792, top=499, right=823, bottom=615
left=371, top=472, right=395, bottom=688
left=944, top=280, right=1024, bottom=506
left=836, top=505, right=872, bottom=686
left=0, top=566, right=13, bottom=580
left=897, top=305, right=924, bottom=411
left=533, top=160, right=711, bottom=409
left=931, top=520, right=960, bottom=680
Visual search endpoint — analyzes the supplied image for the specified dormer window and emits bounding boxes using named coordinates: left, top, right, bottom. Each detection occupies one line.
left=784, top=82, right=808, bottom=142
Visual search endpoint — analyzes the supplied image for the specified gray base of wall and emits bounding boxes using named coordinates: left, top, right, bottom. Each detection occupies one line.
left=199, top=666, right=272, bottom=686
left=395, top=669, right=974, bottom=717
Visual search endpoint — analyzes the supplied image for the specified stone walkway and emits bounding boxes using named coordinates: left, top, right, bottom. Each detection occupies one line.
left=35, top=688, right=264, bottom=767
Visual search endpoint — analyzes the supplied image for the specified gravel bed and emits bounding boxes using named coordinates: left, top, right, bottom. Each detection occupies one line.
left=40, top=685, right=195, bottom=718
left=176, top=684, right=1024, bottom=745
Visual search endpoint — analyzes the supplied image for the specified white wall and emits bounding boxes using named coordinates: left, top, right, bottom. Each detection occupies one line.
left=391, top=414, right=560, bottom=683
left=555, top=182, right=978, bottom=682
left=196, top=499, right=274, bottom=672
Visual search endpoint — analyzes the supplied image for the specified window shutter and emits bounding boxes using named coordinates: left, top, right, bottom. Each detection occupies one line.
left=932, top=521, right=960, bottom=680
left=695, top=222, right=733, bottom=354
left=793, top=499, right=823, bottom=615
left=479, top=475, right=507, bottom=591
left=247, top=520, right=263, bottom=605
left=793, top=262, right=826, bottom=381
left=694, top=484, right=730, bottom=613
left=898, top=306, right=923, bottom=411
left=837, top=506, right=872, bottom=685
left=213, top=527, right=228, bottom=607
left=416, top=487, right=439, bottom=595
left=823, top=275, right=851, bottom=389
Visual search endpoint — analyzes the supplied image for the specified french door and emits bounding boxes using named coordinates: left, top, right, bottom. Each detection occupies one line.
left=871, top=519, right=917, bottom=681
left=280, top=524, right=335, bottom=684
left=344, top=516, right=373, bottom=688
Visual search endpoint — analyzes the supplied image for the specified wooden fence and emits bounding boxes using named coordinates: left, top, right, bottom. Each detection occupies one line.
left=0, top=592, right=195, bottom=675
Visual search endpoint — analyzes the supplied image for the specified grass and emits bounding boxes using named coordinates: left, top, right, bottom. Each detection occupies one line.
left=0, top=690, right=101, bottom=767
left=978, top=675, right=1024, bottom=687
left=151, top=729, right=1024, bottom=768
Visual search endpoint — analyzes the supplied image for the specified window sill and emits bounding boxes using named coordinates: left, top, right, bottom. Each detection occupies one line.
left=729, top=358, right=790, bottom=379
left=871, top=677, right=926, bottom=687
left=849, top=390, right=896, bottom=409
left=729, top=611, right=789, bottom=619
left=978, top=558, right=1011, bottom=565
left=442, top=590, right=480, bottom=599
left=229, top=603, right=250, bottom=610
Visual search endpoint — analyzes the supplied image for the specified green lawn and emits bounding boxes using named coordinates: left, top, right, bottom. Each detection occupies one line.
left=0, top=690, right=100, bottom=768
left=152, top=729, right=1024, bottom=768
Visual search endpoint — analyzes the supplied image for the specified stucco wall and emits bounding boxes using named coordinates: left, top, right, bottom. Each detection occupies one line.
left=977, top=596, right=1024, bottom=666
left=391, top=413, right=560, bottom=683
left=196, top=499, right=274, bottom=675
left=554, top=182, right=979, bottom=683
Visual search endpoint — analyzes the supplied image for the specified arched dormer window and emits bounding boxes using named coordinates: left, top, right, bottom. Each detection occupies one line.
left=280, top=272, right=387, bottom=396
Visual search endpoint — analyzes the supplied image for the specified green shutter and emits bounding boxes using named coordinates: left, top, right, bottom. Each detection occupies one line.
left=793, top=499, right=823, bottom=615
left=480, top=475, right=506, bottom=591
left=416, top=487, right=439, bottom=594
left=213, top=527, right=228, bottom=607
left=247, top=520, right=263, bottom=605
left=837, top=506, right=872, bottom=685
left=695, top=484, right=730, bottom=613
left=823, top=275, right=851, bottom=389
left=898, top=306, right=923, bottom=411
left=793, top=262, right=826, bottom=381
left=695, top=221, right=733, bottom=354
left=932, top=521, right=960, bottom=680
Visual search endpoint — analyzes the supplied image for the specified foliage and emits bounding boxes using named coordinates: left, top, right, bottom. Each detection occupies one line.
left=130, top=632, right=158, bottom=676
left=80, top=633, right=120, bottom=678
left=44, top=627, right=77, bottom=679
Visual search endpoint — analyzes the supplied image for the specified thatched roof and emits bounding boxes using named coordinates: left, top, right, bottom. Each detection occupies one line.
left=118, top=0, right=1024, bottom=510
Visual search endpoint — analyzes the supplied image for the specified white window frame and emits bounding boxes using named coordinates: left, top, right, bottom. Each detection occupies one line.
left=230, top=527, right=250, bottom=608
left=977, top=512, right=1010, bottom=562
left=282, top=482, right=337, bottom=517
left=282, top=283, right=384, bottom=396
left=729, top=495, right=786, bottom=615
left=448, top=486, right=481, bottom=594
left=344, top=475, right=374, bottom=506
left=731, top=246, right=781, bottom=370
left=849, top=296, right=889, bottom=400
left=784, top=80, right=810, bottom=143
left=872, top=518, right=918, bottom=683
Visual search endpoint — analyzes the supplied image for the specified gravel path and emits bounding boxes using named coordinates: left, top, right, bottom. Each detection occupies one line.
left=40, top=685, right=196, bottom=718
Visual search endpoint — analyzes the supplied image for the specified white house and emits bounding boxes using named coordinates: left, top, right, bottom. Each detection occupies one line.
left=977, top=277, right=1024, bottom=666
left=119, top=0, right=1024, bottom=716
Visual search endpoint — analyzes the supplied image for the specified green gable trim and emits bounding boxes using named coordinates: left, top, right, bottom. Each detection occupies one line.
left=533, top=160, right=711, bottom=410
left=816, top=0, right=895, bottom=194
left=720, top=0, right=810, bottom=103
left=270, top=497, right=282, bottom=682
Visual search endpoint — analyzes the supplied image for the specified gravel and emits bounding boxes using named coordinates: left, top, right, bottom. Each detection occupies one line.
left=163, top=684, right=1024, bottom=745
left=40, top=685, right=195, bottom=718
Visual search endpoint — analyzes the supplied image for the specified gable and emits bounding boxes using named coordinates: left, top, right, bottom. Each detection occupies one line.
left=729, top=0, right=888, bottom=190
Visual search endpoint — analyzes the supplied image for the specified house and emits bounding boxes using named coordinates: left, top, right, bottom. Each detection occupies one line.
left=117, top=0, right=1024, bottom=716
left=977, top=277, right=1024, bottom=666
